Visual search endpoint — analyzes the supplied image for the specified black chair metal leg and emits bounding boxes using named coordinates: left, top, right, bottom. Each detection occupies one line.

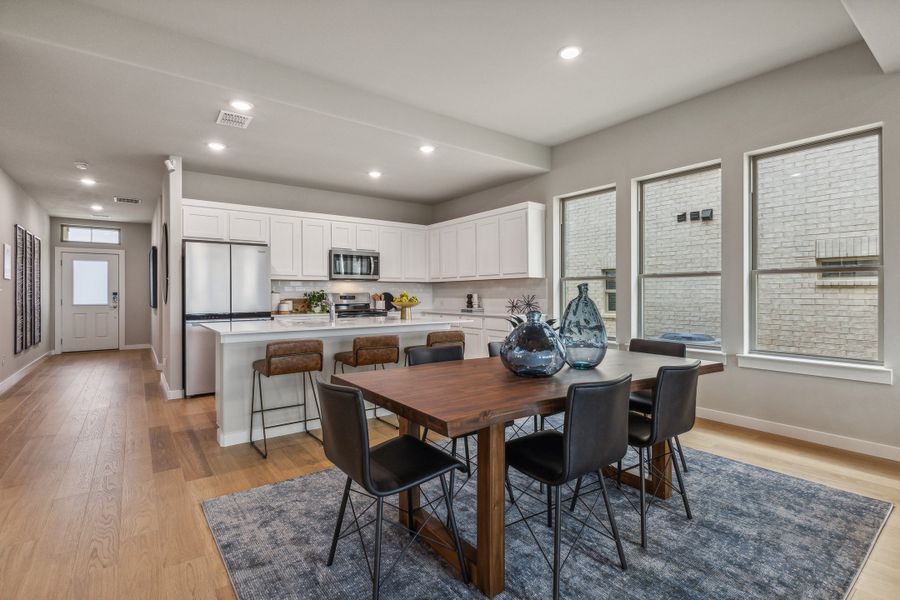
left=421, top=427, right=430, bottom=442
left=598, top=471, right=627, bottom=570
left=669, top=438, right=692, bottom=520
left=638, top=446, right=646, bottom=548
left=617, top=459, right=622, bottom=489
left=372, top=497, right=384, bottom=600
left=449, top=438, right=458, bottom=494
left=552, top=485, right=562, bottom=600
left=440, top=474, right=469, bottom=584
left=674, top=435, right=688, bottom=473
left=249, top=370, right=268, bottom=458
left=506, top=469, right=516, bottom=505
left=569, top=476, right=583, bottom=511
left=533, top=415, right=539, bottom=432
left=327, top=476, right=352, bottom=566
left=463, top=436, right=471, bottom=475
left=546, top=484, right=553, bottom=528
left=307, top=372, right=324, bottom=445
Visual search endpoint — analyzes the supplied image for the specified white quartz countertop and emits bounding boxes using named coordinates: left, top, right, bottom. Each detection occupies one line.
left=422, top=309, right=520, bottom=319
left=202, top=315, right=472, bottom=342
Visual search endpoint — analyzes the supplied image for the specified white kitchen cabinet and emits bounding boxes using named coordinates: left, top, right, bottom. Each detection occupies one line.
left=379, top=227, right=403, bottom=280
left=269, top=216, right=301, bottom=278
left=182, top=206, right=227, bottom=240
left=228, top=211, right=269, bottom=243
left=439, top=227, right=458, bottom=279
left=457, top=222, right=477, bottom=279
left=301, top=219, right=330, bottom=279
left=331, top=222, right=356, bottom=250
left=463, top=328, right=483, bottom=359
left=476, top=217, right=501, bottom=278
left=428, top=231, right=441, bottom=281
left=357, top=225, right=379, bottom=251
left=403, top=230, right=428, bottom=281
left=499, top=211, right=528, bottom=276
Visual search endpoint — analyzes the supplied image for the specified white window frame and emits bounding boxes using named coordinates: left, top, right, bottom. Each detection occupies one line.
left=635, top=161, right=723, bottom=350
left=61, top=224, right=121, bottom=245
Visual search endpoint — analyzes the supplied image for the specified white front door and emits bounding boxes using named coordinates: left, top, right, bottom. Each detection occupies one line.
left=61, top=252, right=120, bottom=352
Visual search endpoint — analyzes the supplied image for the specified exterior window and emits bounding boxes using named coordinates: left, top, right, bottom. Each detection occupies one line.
left=560, top=188, right=616, bottom=339
left=61, top=224, right=121, bottom=245
left=639, top=165, right=722, bottom=348
left=751, top=130, right=881, bottom=362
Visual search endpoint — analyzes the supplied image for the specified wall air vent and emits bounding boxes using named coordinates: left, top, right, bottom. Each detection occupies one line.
left=113, top=196, right=141, bottom=204
left=216, top=110, right=253, bottom=129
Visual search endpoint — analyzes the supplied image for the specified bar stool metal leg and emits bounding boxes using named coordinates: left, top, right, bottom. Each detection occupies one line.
left=638, top=446, right=646, bottom=548
left=372, top=497, right=384, bottom=600
left=552, top=485, right=562, bottom=600
left=306, top=372, right=324, bottom=445
left=327, top=476, right=352, bottom=566
left=440, top=474, right=469, bottom=584
left=670, top=438, right=692, bottom=519
left=598, top=471, right=627, bottom=569
left=249, top=369, right=268, bottom=459
left=674, top=435, right=688, bottom=472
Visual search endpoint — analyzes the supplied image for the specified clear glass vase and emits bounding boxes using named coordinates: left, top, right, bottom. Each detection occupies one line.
left=559, top=283, right=608, bottom=369
left=500, top=311, right=567, bottom=377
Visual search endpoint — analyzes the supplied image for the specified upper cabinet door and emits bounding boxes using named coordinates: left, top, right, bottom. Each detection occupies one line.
left=428, top=230, right=441, bottom=281
left=499, top=211, right=528, bottom=276
left=457, top=222, right=477, bottom=279
left=228, top=211, right=269, bottom=243
left=379, top=227, right=403, bottom=280
left=301, top=219, right=330, bottom=279
left=331, top=222, right=356, bottom=250
left=357, top=225, right=379, bottom=251
left=269, top=216, right=301, bottom=278
left=403, top=230, right=428, bottom=281
left=476, top=217, right=501, bottom=277
left=183, top=206, right=227, bottom=240
left=439, top=227, right=458, bottom=279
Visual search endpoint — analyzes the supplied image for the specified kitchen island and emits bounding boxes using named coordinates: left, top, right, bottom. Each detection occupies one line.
left=203, top=315, right=471, bottom=446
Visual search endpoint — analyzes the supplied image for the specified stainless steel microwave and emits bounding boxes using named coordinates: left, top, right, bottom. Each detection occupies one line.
left=329, top=249, right=380, bottom=280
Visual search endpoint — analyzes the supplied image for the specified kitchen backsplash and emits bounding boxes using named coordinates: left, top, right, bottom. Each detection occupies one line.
left=271, top=280, right=434, bottom=306
left=431, top=278, right=549, bottom=315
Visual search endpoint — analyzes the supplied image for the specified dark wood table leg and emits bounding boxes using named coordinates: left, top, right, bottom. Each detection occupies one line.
left=476, top=422, right=506, bottom=597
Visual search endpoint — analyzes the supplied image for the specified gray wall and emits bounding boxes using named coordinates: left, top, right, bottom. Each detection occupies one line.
left=0, top=165, right=50, bottom=383
left=49, top=217, right=152, bottom=347
left=183, top=171, right=434, bottom=225
left=431, top=42, right=900, bottom=450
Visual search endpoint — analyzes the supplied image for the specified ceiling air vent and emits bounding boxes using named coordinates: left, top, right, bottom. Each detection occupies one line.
left=113, top=196, right=141, bottom=204
left=216, top=110, right=253, bottom=129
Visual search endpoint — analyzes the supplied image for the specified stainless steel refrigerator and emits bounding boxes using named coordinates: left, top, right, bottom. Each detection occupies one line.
left=183, top=240, right=271, bottom=396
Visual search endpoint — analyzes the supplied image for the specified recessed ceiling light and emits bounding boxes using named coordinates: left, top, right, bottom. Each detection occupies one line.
left=790, top=172, right=803, bottom=178
left=207, top=141, right=226, bottom=152
left=558, top=45, right=582, bottom=60
left=90, top=204, right=103, bottom=211
left=80, top=177, right=96, bottom=186
left=74, top=161, right=89, bottom=170
left=368, top=170, right=382, bottom=179
left=229, top=99, right=254, bottom=112
left=419, top=145, right=436, bottom=154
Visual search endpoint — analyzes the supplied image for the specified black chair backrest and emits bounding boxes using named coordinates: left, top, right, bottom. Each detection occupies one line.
left=407, top=344, right=464, bottom=366
left=629, top=338, right=686, bottom=358
left=651, top=362, right=700, bottom=443
left=317, top=381, right=374, bottom=493
left=487, top=341, right=502, bottom=357
left=561, top=374, right=632, bottom=482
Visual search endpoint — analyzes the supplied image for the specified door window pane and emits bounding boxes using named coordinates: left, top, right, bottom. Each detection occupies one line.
left=63, top=226, right=92, bottom=242
left=73, top=260, right=108, bottom=305
left=62, top=224, right=120, bottom=244
left=642, top=276, right=721, bottom=347
left=91, top=228, right=120, bottom=244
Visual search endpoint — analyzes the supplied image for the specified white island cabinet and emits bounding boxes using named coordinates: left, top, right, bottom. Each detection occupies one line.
left=205, top=315, right=471, bottom=447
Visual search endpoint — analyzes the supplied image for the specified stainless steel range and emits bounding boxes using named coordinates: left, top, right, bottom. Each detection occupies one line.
left=329, top=292, right=388, bottom=318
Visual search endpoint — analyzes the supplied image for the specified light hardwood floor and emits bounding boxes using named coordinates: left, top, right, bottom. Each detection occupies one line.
left=0, top=349, right=896, bottom=599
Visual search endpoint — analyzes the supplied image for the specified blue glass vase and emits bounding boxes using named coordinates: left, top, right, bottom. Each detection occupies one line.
left=500, top=311, right=566, bottom=377
left=559, top=283, right=608, bottom=369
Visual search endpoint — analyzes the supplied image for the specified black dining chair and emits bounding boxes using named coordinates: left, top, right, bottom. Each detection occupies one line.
left=487, top=341, right=502, bottom=357
left=318, top=381, right=469, bottom=599
left=408, top=345, right=473, bottom=492
left=626, top=361, right=700, bottom=548
left=628, top=338, right=690, bottom=472
left=505, top=375, right=632, bottom=600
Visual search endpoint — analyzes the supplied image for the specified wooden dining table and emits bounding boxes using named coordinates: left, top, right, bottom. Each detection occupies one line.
left=332, top=348, right=724, bottom=598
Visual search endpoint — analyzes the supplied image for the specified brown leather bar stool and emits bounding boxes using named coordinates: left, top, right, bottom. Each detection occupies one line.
left=403, top=329, right=466, bottom=365
left=250, top=339, right=324, bottom=458
left=333, top=335, right=400, bottom=428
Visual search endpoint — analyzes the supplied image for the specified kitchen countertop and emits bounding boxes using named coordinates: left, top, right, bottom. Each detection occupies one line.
left=422, top=309, right=521, bottom=319
left=203, top=315, right=472, bottom=343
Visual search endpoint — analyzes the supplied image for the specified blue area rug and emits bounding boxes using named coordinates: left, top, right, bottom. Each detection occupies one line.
left=202, top=446, right=890, bottom=599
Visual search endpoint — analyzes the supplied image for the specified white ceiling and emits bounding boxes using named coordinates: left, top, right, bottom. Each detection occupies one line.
left=0, top=1, right=880, bottom=223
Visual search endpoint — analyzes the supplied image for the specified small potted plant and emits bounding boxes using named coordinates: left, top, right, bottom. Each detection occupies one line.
left=304, top=289, right=327, bottom=313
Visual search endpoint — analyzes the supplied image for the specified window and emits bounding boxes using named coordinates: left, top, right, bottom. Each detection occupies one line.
left=560, top=188, right=616, bottom=339
left=639, top=165, right=722, bottom=348
left=61, top=224, right=120, bottom=245
left=72, top=260, right=109, bottom=305
left=751, top=130, right=881, bottom=363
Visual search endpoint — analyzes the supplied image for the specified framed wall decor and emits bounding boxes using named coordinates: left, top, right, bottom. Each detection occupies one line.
left=14, top=225, right=25, bottom=354
left=33, top=236, right=41, bottom=344
left=25, top=232, right=33, bottom=349
left=13, top=225, right=42, bottom=354
left=2, top=243, right=10, bottom=280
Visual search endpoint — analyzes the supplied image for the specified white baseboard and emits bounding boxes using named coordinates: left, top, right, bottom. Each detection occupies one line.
left=159, top=371, right=184, bottom=400
left=150, top=347, right=162, bottom=371
left=121, top=343, right=151, bottom=350
left=0, top=351, right=50, bottom=395
left=697, top=406, right=900, bottom=462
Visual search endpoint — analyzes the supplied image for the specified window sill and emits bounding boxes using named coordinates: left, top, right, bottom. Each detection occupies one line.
left=736, top=353, right=892, bottom=385
left=686, top=347, right=727, bottom=364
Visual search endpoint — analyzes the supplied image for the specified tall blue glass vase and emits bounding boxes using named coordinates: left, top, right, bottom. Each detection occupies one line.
left=500, top=311, right=566, bottom=377
left=559, top=283, right=608, bottom=369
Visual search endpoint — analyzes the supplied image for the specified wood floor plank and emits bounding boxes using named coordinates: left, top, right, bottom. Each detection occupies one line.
left=149, top=425, right=180, bottom=473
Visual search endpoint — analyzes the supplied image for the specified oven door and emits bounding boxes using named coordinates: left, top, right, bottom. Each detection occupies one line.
left=330, top=250, right=380, bottom=280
